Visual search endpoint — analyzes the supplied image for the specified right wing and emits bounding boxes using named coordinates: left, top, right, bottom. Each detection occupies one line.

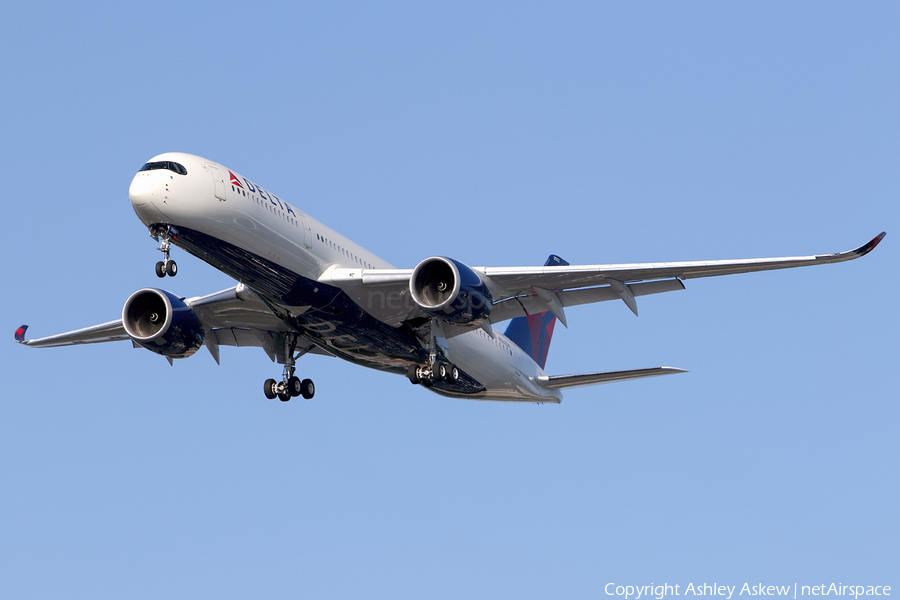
left=15, top=283, right=334, bottom=363
left=15, top=321, right=129, bottom=347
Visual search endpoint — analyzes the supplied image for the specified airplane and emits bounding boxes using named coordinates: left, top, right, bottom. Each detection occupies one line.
left=15, top=152, right=886, bottom=403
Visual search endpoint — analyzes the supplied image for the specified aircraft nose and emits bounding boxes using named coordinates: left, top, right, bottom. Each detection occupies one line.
left=129, top=172, right=156, bottom=207
left=128, top=171, right=170, bottom=225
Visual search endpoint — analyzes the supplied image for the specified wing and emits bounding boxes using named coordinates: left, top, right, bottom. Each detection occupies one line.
left=15, top=283, right=334, bottom=363
left=15, top=321, right=129, bottom=347
left=325, top=232, right=886, bottom=325
left=481, top=232, right=886, bottom=297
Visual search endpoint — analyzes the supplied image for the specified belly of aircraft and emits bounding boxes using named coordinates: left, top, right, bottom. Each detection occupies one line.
left=167, top=225, right=488, bottom=396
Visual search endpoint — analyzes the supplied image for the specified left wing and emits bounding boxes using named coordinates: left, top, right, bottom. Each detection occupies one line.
left=325, top=232, right=886, bottom=326
left=481, top=232, right=886, bottom=297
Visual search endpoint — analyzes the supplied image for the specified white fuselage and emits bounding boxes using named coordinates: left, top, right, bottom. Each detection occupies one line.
left=128, top=152, right=562, bottom=402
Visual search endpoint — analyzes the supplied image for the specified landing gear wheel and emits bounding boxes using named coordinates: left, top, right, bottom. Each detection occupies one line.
left=446, top=364, right=460, bottom=384
left=436, top=363, right=447, bottom=381
left=278, top=391, right=291, bottom=402
left=264, top=378, right=278, bottom=399
left=421, top=371, right=435, bottom=387
left=407, top=365, right=421, bottom=385
left=151, top=225, right=179, bottom=278
left=300, top=379, right=315, bottom=399
left=288, top=376, right=303, bottom=397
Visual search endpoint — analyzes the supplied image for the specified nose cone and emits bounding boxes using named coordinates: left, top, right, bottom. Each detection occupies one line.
left=129, top=173, right=153, bottom=207
left=129, top=172, right=168, bottom=225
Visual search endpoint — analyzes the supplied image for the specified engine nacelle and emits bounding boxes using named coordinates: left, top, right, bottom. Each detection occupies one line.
left=410, top=257, right=493, bottom=324
left=122, top=288, right=205, bottom=358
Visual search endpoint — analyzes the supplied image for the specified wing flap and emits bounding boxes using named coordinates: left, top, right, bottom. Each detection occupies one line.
left=187, top=284, right=291, bottom=331
left=209, top=327, right=334, bottom=356
left=489, top=278, right=685, bottom=324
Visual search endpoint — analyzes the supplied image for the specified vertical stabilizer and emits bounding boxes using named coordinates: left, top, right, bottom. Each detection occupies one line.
left=503, top=255, right=568, bottom=369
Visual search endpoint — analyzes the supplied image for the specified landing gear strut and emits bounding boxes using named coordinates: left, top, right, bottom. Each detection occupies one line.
left=262, top=336, right=315, bottom=401
left=150, top=224, right=178, bottom=278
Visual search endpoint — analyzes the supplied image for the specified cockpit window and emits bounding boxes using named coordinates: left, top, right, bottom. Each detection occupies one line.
left=139, top=161, right=188, bottom=175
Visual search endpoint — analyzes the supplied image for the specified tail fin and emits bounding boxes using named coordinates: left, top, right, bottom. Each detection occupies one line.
left=503, top=255, right=569, bottom=369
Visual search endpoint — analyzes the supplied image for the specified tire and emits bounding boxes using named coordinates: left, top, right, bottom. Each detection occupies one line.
left=437, top=363, right=447, bottom=381
left=166, top=260, right=178, bottom=277
left=288, top=376, right=302, bottom=397
left=407, top=364, right=420, bottom=385
left=155, top=261, right=166, bottom=278
left=264, top=378, right=278, bottom=399
left=278, top=391, right=291, bottom=402
left=447, top=364, right=460, bottom=384
left=300, top=379, right=315, bottom=400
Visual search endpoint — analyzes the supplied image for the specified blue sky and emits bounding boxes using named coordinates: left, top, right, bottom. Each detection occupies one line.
left=2, top=2, right=897, bottom=598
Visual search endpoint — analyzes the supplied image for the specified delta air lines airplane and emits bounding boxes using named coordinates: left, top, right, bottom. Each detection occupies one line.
left=15, top=153, right=886, bottom=403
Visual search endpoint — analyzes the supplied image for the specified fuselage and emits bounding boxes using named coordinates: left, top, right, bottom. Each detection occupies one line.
left=128, top=152, right=562, bottom=402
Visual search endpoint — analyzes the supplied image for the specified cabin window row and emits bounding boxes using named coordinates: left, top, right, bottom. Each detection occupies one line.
left=316, top=233, right=372, bottom=269
left=234, top=184, right=302, bottom=228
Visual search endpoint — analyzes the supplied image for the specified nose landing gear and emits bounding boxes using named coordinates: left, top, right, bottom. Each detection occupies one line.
left=155, top=260, right=177, bottom=278
left=150, top=225, right=178, bottom=278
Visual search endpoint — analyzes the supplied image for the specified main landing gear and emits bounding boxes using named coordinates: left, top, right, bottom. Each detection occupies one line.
left=264, top=376, right=314, bottom=402
left=150, top=224, right=178, bottom=278
left=407, top=361, right=460, bottom=387
left=407, top=320, right=460, bottom=387
left=263, top=336, right=315, bottom=402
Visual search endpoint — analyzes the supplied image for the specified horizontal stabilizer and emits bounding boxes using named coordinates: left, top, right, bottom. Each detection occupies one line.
left=537, top=366, right=688, bottom=390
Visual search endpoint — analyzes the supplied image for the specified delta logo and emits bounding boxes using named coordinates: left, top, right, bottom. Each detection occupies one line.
left=229, top=171, right=244, bottom=188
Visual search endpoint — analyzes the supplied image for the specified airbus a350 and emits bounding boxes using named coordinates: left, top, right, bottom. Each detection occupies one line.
left=15, top=153, right=886, bottom=403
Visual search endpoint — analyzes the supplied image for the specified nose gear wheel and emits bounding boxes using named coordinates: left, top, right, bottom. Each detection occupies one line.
left=150, top=225, right=178, bottom=278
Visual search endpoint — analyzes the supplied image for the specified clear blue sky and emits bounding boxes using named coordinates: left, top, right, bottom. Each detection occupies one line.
left=2, top=2, right=897, bottom=598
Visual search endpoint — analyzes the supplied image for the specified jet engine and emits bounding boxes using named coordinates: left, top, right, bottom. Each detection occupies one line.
left=122, top=288, right=205, bottom=358
left=409, top=257, right=492, bottom=323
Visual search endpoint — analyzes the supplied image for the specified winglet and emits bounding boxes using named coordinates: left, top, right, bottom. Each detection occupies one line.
left=853, top=232, right=886, bottom=257
left=14, top=325, right=28, bottom=343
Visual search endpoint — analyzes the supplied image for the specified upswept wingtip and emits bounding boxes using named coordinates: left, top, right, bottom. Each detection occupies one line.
left=855, top=231, right=886, bottom=257
left=856, top=231, right=887, bottom=256
left=14, top=325, right=28, bottom=343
